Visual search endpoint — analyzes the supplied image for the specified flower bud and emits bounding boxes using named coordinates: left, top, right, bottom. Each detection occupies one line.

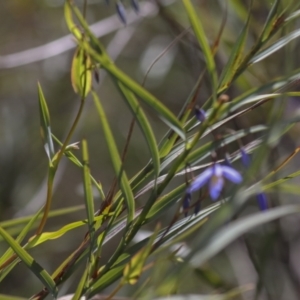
left=195, top=106, right=207, bottom=122
left=116, top=2, right=127, bottom=24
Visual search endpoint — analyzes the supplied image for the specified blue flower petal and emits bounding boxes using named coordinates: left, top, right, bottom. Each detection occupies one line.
left=257, top=193, right=268, bottom=211
left=221, top=165, right=243, bottom=183
left=241, top=148, right=251, bottom=167
left=209, top=176, right=224, bottom=200
left=195, top=107, right=207, bottom=122
left=188, top=167, right=214, bottom=193
left=213, top=163, right=223, bottom=177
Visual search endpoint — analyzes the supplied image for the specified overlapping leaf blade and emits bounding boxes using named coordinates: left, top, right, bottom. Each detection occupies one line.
left=117, top=82, right=160, bottom=178
left=92, top=91, right=135, bottom=223
left=189, top=205, right=300, bottom=266
left=38, top=83, right=54, bottom=163
left=0, top=227, right=57, bottom=297
left=182, top=0, right=217, bottom=98
left=218, top=17, right=249, bottom=93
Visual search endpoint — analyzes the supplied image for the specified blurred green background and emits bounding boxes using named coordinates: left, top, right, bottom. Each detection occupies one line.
left=1, top=0, right=300, bottom=299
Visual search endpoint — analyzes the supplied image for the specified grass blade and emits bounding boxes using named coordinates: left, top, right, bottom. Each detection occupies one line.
left=81, top=140, right=95, bottom=234
left=0, top=227, right=58, bottom=297
left=250, top=28, right=300, bottom=65
left=38, top=82, right=54, bottom=163
left=189, top=205, right=300, bottom=266
left=117, top=82, right=160, bottom=178
left=218, top=16, right=249, bottom=93
left=91, top=91, right=135, bottom=223
left=104, top=63, right=186, bottom=141
left=182, top=0, right=217, bottom=98
left=66, top=0, right=185, bottom=140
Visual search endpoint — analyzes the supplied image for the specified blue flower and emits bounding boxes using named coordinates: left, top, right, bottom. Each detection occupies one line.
left=257, top=192, right=268, bottom=211
left=239, top=148, right=269, bottom=211
left=187, top=163, right=242, bottom=200
left=240, top=147, right=251, bottom=167
left=195, top=107, right=207, bottom=122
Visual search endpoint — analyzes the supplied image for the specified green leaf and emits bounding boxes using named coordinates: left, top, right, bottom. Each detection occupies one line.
left=72, top=33, right=185, bottom=141
left=87, top=204, right=219, bottom=296
left=38, top=82, right=54, bottom=162
left=218, top=17, right=249, bottom=93
left=92, top=91, right=135, bottom=223
left=0, top=227, right=57, bottom=297
left=250, top=28, right=300, bottom=65
left=190, top=205, right=300, bottom=266
left=66, top=0, right=110, bottom=60
left=0, top=207, right=42, bottom=267
left=72, top=268, right=89, bottom=300
left=52, top=135, right=105, bottom=200
left=161, top=125, right=266, bottom=172
left=259, top=0, right=280, bottom=43
left=117, top=82, right=160, bottom=178
left=263, top=168, right=300, bottom=192
left=123, top=225, right=159, bottom=285
left=0, top=209, right=43, bottom=283
left=104, top=63, right=186, bottom=141
left=182, top=0, right=217, bottom=98
left=27, top=216, right=104, bottom=248
left=64, top=1, right=82, bottom=40
left=81, top=140, right=95, bottom=233
left=0, top=205, right=84, bottom=229
left=0, top=295, right=27, bottom=300
left=71, top=47, right=92, bottom=98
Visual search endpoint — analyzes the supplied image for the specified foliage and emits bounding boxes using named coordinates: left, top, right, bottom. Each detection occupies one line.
left=1, top=0, right=300, bottom=299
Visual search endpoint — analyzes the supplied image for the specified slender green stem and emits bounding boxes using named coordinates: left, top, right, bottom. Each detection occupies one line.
left=36, top=169, right=54, bottom=235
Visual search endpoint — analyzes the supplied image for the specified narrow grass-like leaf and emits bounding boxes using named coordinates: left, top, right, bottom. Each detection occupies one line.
left=0, top=205, right=84, bottom=229
left=250, top=28, right=300, bottom=64
left=52, top=135, right=105, bottom=199
left=123, top=225, right=159, bottom=285
left=72, top=268, right=89, bottom=300
left=153, top=289, right=251, bottom=300
left=263, top=168, right=300, bottom=192
left=182, top=0, right=217, bottom=98
left=0, top=227, right=57, bottom=297
left=259, top=0, right=280, bottom=43
left=67, top=1, right=110, bottom=60
left=38, top=83, right=54, bottom=162
left=69, top=22, right=185, bottom=141
left=87, top=204, right=219, bottom=296
left=64, top=0, right=82, bottom=40
left=285, top=8, right=300, bottom=23
left=92, top=91, right=135, bottom=223
left=117, top=82, right=160, bottom=178
left=81, top=140, right=95, bottom=234
left=190, top=205, right=300, bottom=266
left=104, top=63, right=186, bottom=141
left=71, top=47, right=92, bottom=98
left=0, top=207, right=42, bottom=268
left=218, top=17, right=249, bottom=93
left=27, top=216, right=105, bottom=248
left=0, top=295, right=26, bottom=300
